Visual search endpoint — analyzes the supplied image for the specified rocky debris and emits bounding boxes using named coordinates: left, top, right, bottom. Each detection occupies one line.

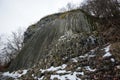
left=1, top=43, right=120, bottom=80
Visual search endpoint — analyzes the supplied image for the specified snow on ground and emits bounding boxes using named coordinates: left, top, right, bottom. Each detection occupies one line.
left=79, top=54, right=96, bottom=59
left=71, top=54, right=95, bottom=63
left=77, top=67, right=81, bottom=70
left=32, top=74, right=44, bottom=80
left=50, top=72, right=84, bottom=80
left=79, top=53, right=89, bottom=58
left=38, top=76, right=44, bottom=80
left=103, top=52, right=112, bottom=57
left=2, top=45, right=114, bottom=80
left=71, top=58, right=78, bottom=62
left=104, top=45, right=111, bottom=52
left=2, top=69, right=28, bottom=78
left=40, top=64, right=67, bottom=73
left=116, top=65, right=120, bottom=69
left=111, top=58, right=115, bottom=62
left=56, top=70, right=71, bottom=74
left=39, top=63, right=84, bottom=80
left=103, top=45, right=112, bottom=57
left=85, top=66, right=96, bottom=72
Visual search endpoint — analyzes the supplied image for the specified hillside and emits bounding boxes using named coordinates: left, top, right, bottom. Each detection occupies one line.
left=1, top=9, right=120, bottom=80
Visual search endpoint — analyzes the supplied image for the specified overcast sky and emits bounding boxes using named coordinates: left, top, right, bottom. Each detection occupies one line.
left=0, top=0, right=83, bottom=35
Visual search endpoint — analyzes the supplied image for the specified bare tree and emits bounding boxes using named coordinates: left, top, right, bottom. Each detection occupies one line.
left=81, top=0, right=120, bottom=18
left=59, top=2, right=77, bottom=12
left=0, top=28, right=25, bottom=68
left=4, top=28, right=25, bottom=59
left=0, top=35, right=11, bottom=67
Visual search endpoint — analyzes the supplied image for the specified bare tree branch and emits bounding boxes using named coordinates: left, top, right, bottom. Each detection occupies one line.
left=0, top=28, right=25, bottom=67
left=81, top=0, right=120, bottom=18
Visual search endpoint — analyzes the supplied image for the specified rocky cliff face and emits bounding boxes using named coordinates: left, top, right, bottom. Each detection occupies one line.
left=3, top=9, right=120, bottom=80
left=9, top=9, right=99, bottom=71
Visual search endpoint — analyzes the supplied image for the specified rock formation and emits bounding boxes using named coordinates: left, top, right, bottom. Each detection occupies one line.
left=1, top=9, right=119, bottom=80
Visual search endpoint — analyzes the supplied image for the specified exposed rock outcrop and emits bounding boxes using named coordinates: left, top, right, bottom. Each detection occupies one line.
left=9, top=9, right=99, bottom=71
left=3, top=9, right=120, bottom=80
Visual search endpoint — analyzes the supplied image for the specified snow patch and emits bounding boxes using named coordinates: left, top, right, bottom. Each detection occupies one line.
left=85, top=66, right=96, bottom=72
left=103, top=45, right=112, bottom=58
left=38, top=76, right=44, bottom=80
left=88, top=55, right=95, bottom=58
left=56, top=70, right=71, bottom=74
left=71, top=58, right=78, bottom=62
left=103, top=52, right=112, bottom=57
left=104, top=45, right=110, bottom=52
left=40, top=64, right=67, bottom=73
left=79, top=54, right=88, bottom=58
left=56, top=70, right=67, bottom=74
left=116, top=65, right=120, bottom=69
left=111, top=58, right=115, bottom=62
left=50, top=72, right=84, bottom=80
left=77, top=67, right=81, bottom=70
left=2, top=69, right=28, bottom=78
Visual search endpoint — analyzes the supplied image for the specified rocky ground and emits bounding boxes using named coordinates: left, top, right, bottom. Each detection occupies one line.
left=1, top=33, right=120, bottom=80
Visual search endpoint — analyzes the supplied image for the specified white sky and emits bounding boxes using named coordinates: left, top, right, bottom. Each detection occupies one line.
left=0, top=0, right=83, bottom=35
